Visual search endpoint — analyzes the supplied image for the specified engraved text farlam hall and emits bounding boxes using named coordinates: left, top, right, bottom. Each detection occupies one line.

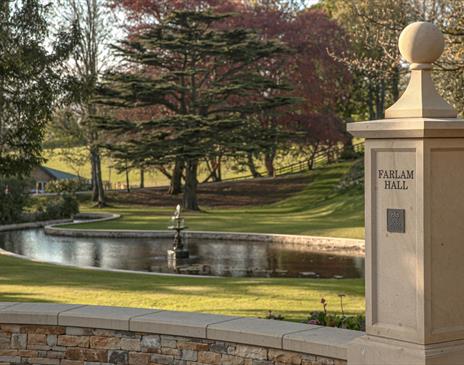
left=378, top=169, right=414, bottom=190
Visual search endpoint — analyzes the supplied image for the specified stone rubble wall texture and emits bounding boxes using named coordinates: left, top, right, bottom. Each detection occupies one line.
left=0, top=324, right=346, bottom=365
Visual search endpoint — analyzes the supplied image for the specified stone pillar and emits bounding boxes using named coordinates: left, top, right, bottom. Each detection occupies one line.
left=347, top=22, right=464, bottom=365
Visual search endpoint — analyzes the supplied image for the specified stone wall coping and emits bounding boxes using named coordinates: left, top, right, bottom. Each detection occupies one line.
left=0, top=213, right=117, bottom=233
left=0, top=218, right=73, bottom=232
left=0, top=303, right=363, bottom=360
left=45, top=215, right=364, bottom=253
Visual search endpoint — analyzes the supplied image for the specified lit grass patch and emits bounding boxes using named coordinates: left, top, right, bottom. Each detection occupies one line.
left=0, top=254, right=364, bottom=321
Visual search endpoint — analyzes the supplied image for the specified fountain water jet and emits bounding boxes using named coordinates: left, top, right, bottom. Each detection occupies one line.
left=167, top=204, right=189, bottom=260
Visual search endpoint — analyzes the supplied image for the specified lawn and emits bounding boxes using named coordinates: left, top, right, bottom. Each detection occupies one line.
left=70, top=162, right=365, bottom=239
left=0, top=254, right=364, bottom=321
left=0, top=161, right=365, bottom=320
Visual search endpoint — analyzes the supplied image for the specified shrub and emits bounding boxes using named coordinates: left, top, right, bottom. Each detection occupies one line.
left=45, top=178, right=90, bottom=194
left=0, top=177, right=32, bottom=224
left=308, top=297, right=365, bottom=331
left=337, top=158, right=364, bottom=192
left=36, top=194, right=80, bottom=221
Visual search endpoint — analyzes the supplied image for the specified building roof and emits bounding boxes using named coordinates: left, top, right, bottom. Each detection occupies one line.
left=41, top=166, right=81, bottom=180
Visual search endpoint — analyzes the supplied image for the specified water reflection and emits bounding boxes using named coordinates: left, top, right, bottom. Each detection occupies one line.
left=0, top=229, right=364, bottom=278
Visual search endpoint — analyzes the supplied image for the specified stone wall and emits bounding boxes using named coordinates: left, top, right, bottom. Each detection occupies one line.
left=45, top=220, right=364, bottom=255
left=0, top=324, right=345, bottom=365
left=0, top=303, right=362, bottom=365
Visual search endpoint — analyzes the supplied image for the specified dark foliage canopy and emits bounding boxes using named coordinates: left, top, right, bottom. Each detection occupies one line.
left=0, top=0, right=77, bottom=177
left=96, top=10, right=297, bottom=169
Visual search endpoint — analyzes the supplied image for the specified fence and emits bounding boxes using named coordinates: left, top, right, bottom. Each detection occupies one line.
left=222, top=141, right=364, bottom=183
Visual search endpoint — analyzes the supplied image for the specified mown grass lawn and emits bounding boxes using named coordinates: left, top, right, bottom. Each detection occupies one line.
left=0, top=161, right=365, bottom=320
left=68, top=162, right=365, bottom=239
left=0, top=254, right=364, bottom=321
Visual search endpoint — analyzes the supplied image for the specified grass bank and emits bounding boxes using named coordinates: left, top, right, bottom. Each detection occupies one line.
left=0, top=254, right=364, bottom=321
left=71, top=162, right=364, bottom=239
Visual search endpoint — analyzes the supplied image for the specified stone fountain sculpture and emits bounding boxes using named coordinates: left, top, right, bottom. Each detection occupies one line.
left=167, top=204, right=189, bottom=259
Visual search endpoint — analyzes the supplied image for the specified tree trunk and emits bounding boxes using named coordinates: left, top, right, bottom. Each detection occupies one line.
left=91, top=151, right=97, bottom=200
left=391, top=66, right=400, bottom=102
left=327, top=144, right=336, bottom=164
left=246, top=152, right=261, bottom=178
left=376, top=80, right=386, bottom=119
left=264, top=148, right=276, bottom=177
left=140, top=168, right=145, bottom=189
left=125, top=160, right=130, bottom=193
left=205, top=156, right=222, bottom=182
left=368, top=83, right=375, bottom=120
left=169, top=158, right=183, bottom=195
left=216, top=156, right=222, bottom=181
left=183, top=159, right=199, bottom=211
left=91, top=146, right=106, bottom=207
left=308, top=143, right=320, bottom=170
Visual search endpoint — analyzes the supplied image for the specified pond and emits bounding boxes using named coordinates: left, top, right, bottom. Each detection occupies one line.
left=0, top=229, right=364, bottom=278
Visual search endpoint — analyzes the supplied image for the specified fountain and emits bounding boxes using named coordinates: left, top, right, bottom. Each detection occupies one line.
left=167, top=204, right=189, bottom=259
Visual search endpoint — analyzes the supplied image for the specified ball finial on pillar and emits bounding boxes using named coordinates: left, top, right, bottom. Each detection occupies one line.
left=398, top=22, right=444, bottom=69
left=384, top=21, right=456, bottom=118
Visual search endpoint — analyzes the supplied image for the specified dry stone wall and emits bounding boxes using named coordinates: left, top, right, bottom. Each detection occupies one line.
left=0, top=324, right=345, bottom=365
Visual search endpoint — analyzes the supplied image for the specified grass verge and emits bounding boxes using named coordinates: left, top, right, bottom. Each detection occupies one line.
left=0, top=254, right=364, bottom=321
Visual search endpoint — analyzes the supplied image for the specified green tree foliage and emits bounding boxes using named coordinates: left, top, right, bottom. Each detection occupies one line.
left=96, top=10, right=296, bottom=210
left=320, top=0, right=419, bottom=119
left=0, top=0, right=77, bottom=177
left=0, top=177, right=31, bottom=224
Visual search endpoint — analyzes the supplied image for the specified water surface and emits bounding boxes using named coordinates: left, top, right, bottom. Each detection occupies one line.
left=0, top=229, right=364, bottom=278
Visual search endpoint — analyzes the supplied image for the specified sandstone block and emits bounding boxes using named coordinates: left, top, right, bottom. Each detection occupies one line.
left=47, top=350, right=66, bottom=359
left=0, top=350, right=17, bottom=356
left=181, top=349, right=197, bottom=361
left=161, top=347, right=180, bottom=357
left=178, top=342, right=209, bottom=351
left=198, top=351, right=221, bottom=364
left=90, top=336, right=120, bottom=349
left=0, top=355, right=20, bottom=363
left=66, top=327, right=92, bottom=336
left=61, top=361, right=84, bottom=365
left=141, top=335, right=161, bottom=351
left=108, top=350, right=128, bottom=364
left=22, top=325, right=65, bottom=335
left=150, top=353, right=174, bottom=364
left=0, top=335, right=9, bottom=350
left=160, top=336, right=177, bottom=349
left=129, top=351, right=150, bottom=365
left=10, top=334, right=26, bottom=349
left=209, top=342, right=231, bottom=354
left=221, top=354, right=246, bottom=365
left=65, top=348, right=107, bottom=362
left=120, top=338, right=141, bottom=351
left=18, top=350, right=38, bottom=357
left=58, top=335, right=90, bottom=348
left=28, top=334, right=47, bottom=345
left=233, top=345, right=267, bottom=361
left=0, top=325, right=21, bottom=333
left=268, top=349, right=303, bottom=364
left=47, top=334, right=57, bottom=347
left=27, top=357, right=60, bottom=364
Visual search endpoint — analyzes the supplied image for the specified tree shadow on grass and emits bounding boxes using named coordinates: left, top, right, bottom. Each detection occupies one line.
left=0, top=254, right=364, bottom=302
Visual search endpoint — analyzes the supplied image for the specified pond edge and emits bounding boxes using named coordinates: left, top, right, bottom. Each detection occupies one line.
left=44, top=212, right=365, bottom=254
